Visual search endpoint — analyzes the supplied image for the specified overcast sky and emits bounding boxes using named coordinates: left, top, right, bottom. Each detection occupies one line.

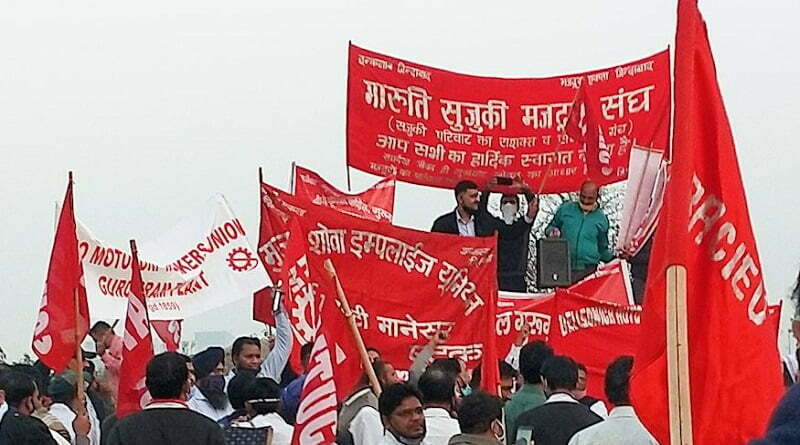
left=1, top=0, right=798, bottom=360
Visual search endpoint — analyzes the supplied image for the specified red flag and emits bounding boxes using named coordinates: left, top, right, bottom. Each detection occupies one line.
left=32, top=174, right=90, bottom=373
left=293, top=165, right=396, bottom=223
left=151, top=320, right=182, bottom=352
left=255, top=180, right=309, bottom=324
left=116, top=240, right=155, bottom=418
left=631, top=1, right=783, bottom=442
left=569, top=260, right=634, bottom=306
left=287, top=219, right=364, bottom=445
left=564, top=79, right=613, bottom=179
left=479, top=285, right=501, bottom=396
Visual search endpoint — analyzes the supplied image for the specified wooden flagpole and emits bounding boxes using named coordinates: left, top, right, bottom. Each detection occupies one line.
left=322, top=259, right=382, bottom=396
left=68, top=171, right=86, bottom=416
left=73, top=288, right=86, bottom=416
left=666, top=265, right=693, bottom=445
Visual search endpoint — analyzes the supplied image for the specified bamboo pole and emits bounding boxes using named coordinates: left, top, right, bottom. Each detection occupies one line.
left=322, top=259, right=382, bottom=396
left=73, top=288, right=86, bottom=416
left=666, top=265, right=693, bottom=445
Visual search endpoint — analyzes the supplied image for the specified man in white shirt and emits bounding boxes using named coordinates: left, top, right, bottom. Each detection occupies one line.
left=225, top=305, right=293, bottom=389
left=568, top=356, right=658, bottom=445
left=379, top=383, right=429, bottom=445
left=418, top=369, right=460, bottom=445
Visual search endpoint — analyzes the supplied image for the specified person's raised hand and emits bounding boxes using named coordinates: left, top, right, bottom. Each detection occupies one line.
left=514, top=323, right=531, bottom=347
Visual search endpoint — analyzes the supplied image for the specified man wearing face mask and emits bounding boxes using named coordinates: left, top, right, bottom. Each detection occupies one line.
left=545, top=180, right=613, bottom=283
left=187, top=347, right=233, bottom=422
left=432, top=179, right=538, bottom=292
left=449, top=391, right=506, bottom=445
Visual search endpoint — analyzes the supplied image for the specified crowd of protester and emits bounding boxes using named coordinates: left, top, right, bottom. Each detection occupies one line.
left=0, top=308, right=658, bottom=445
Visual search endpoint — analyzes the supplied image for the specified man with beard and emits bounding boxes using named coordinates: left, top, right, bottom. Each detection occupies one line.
left=546, top=181, right=613, bottom=283
left=337, top=360, right=402, bottom=445
left=431, top=179, right=538, bottom=292
left=187, top=347, right=233, bottom=422
left=379, top=383, right=429, bottom=445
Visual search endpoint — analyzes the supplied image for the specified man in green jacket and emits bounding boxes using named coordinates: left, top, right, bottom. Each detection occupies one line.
left=546, top=181, right=613, bottom=283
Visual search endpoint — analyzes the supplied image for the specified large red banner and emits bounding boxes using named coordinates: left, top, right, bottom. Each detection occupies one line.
left=347, top=44, right=671, bottom=193
left=281, top=205, right=500, bottom=377
left=294, top=165, right=396, bottom=223
left=549, top=290, right=641, bottom=400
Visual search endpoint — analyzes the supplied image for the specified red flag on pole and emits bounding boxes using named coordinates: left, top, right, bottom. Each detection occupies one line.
left=286, top=217, right=367, bottom=445
left=151, top=320, right=182, bottom=352
left=32, top=173, right=90, bottom=373
left=564, top=79, right=613, bottom=179
left=630, top=1, right=783, bottom=443
left=117, top=240, right=155, bottom=418
left=293, top=165, right=396, bottom=223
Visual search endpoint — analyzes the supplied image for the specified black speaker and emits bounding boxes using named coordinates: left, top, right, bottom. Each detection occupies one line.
left=536, top=238, right=571, bottom=288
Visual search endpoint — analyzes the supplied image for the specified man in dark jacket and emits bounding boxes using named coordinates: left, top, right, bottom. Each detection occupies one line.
left=106, top=352, right=224, bottom=445
left=449, top=391, right=504, bottom=445
left=432, top=179, right=538, bottom=292
left=512, top=356, right=601, bottom=445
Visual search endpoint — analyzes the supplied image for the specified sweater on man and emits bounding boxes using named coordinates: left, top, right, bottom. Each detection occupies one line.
left=105, top=403, right=224, bottom=445
left=512, top=393, right=602, bottom=445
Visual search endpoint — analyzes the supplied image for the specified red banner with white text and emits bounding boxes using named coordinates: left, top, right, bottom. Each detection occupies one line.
left=294, top=165, right=396, bottom=223
left=549, top=290, right=641, bottom=400
left=347, top=44, right=671, bottom=193
left=282, top=205, right=500, bottom=382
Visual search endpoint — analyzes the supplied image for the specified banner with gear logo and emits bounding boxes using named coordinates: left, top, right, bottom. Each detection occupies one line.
left=74, top=194, right=270, bottom=321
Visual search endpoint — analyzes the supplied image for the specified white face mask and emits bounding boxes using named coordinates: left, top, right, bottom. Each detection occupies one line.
left=501, top=203, right=517, bottom=224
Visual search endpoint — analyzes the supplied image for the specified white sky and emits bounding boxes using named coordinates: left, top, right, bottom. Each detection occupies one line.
left=1, top=0, right=798, bottom=360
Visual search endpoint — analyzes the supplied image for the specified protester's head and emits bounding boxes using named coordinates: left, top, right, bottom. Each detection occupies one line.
left=499, top=360, right=517, bottom=401
left=374, top=360, right=401, bottom=388
left=300, top=342, right=314, bottom=373
left=89, top=321, right=115, bottom=354
left=430, top=357, right=471, bottom=397
left=48, top=371, right=84, bottom=406
left=146, top=352, right=191, bottom=400
left=578, top=180, right=600, bottom=212
left=379, top=383, right=426, bottom=441
left=573, top=362, right=588, bottom=400
left=454, top=180, right=480, bottom=215
left=232, top=337, right=262, bottom=372
left=519, top=340, right=554, bottom=385
left=0, top=371, right=38, bottom=415
left=469, top=361, right=517, bottom=402
left=605, top=356, right=634, bottom=406
left=366, top=347, right=381, bottom=363
left=227, top=369, right=258, bottom=410
left=179, top=353, right=196, bottom=387
left=192, top=347, right=228, bottom=409
left=541, top=355, right=579, bottom=395
left=500, top=194, right=520, bottom=224
left=11, top=364, right=50, bottom=406
left=192, top=347, right=226, bottom=380
left=456, top=391, right=505, bottom=439
left=243, top=378, right=282, bottom=417
left=418, top=368, right=456, bottom=410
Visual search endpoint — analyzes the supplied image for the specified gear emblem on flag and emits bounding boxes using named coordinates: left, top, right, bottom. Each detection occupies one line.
left=226, top=247, right=258, bottom=272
